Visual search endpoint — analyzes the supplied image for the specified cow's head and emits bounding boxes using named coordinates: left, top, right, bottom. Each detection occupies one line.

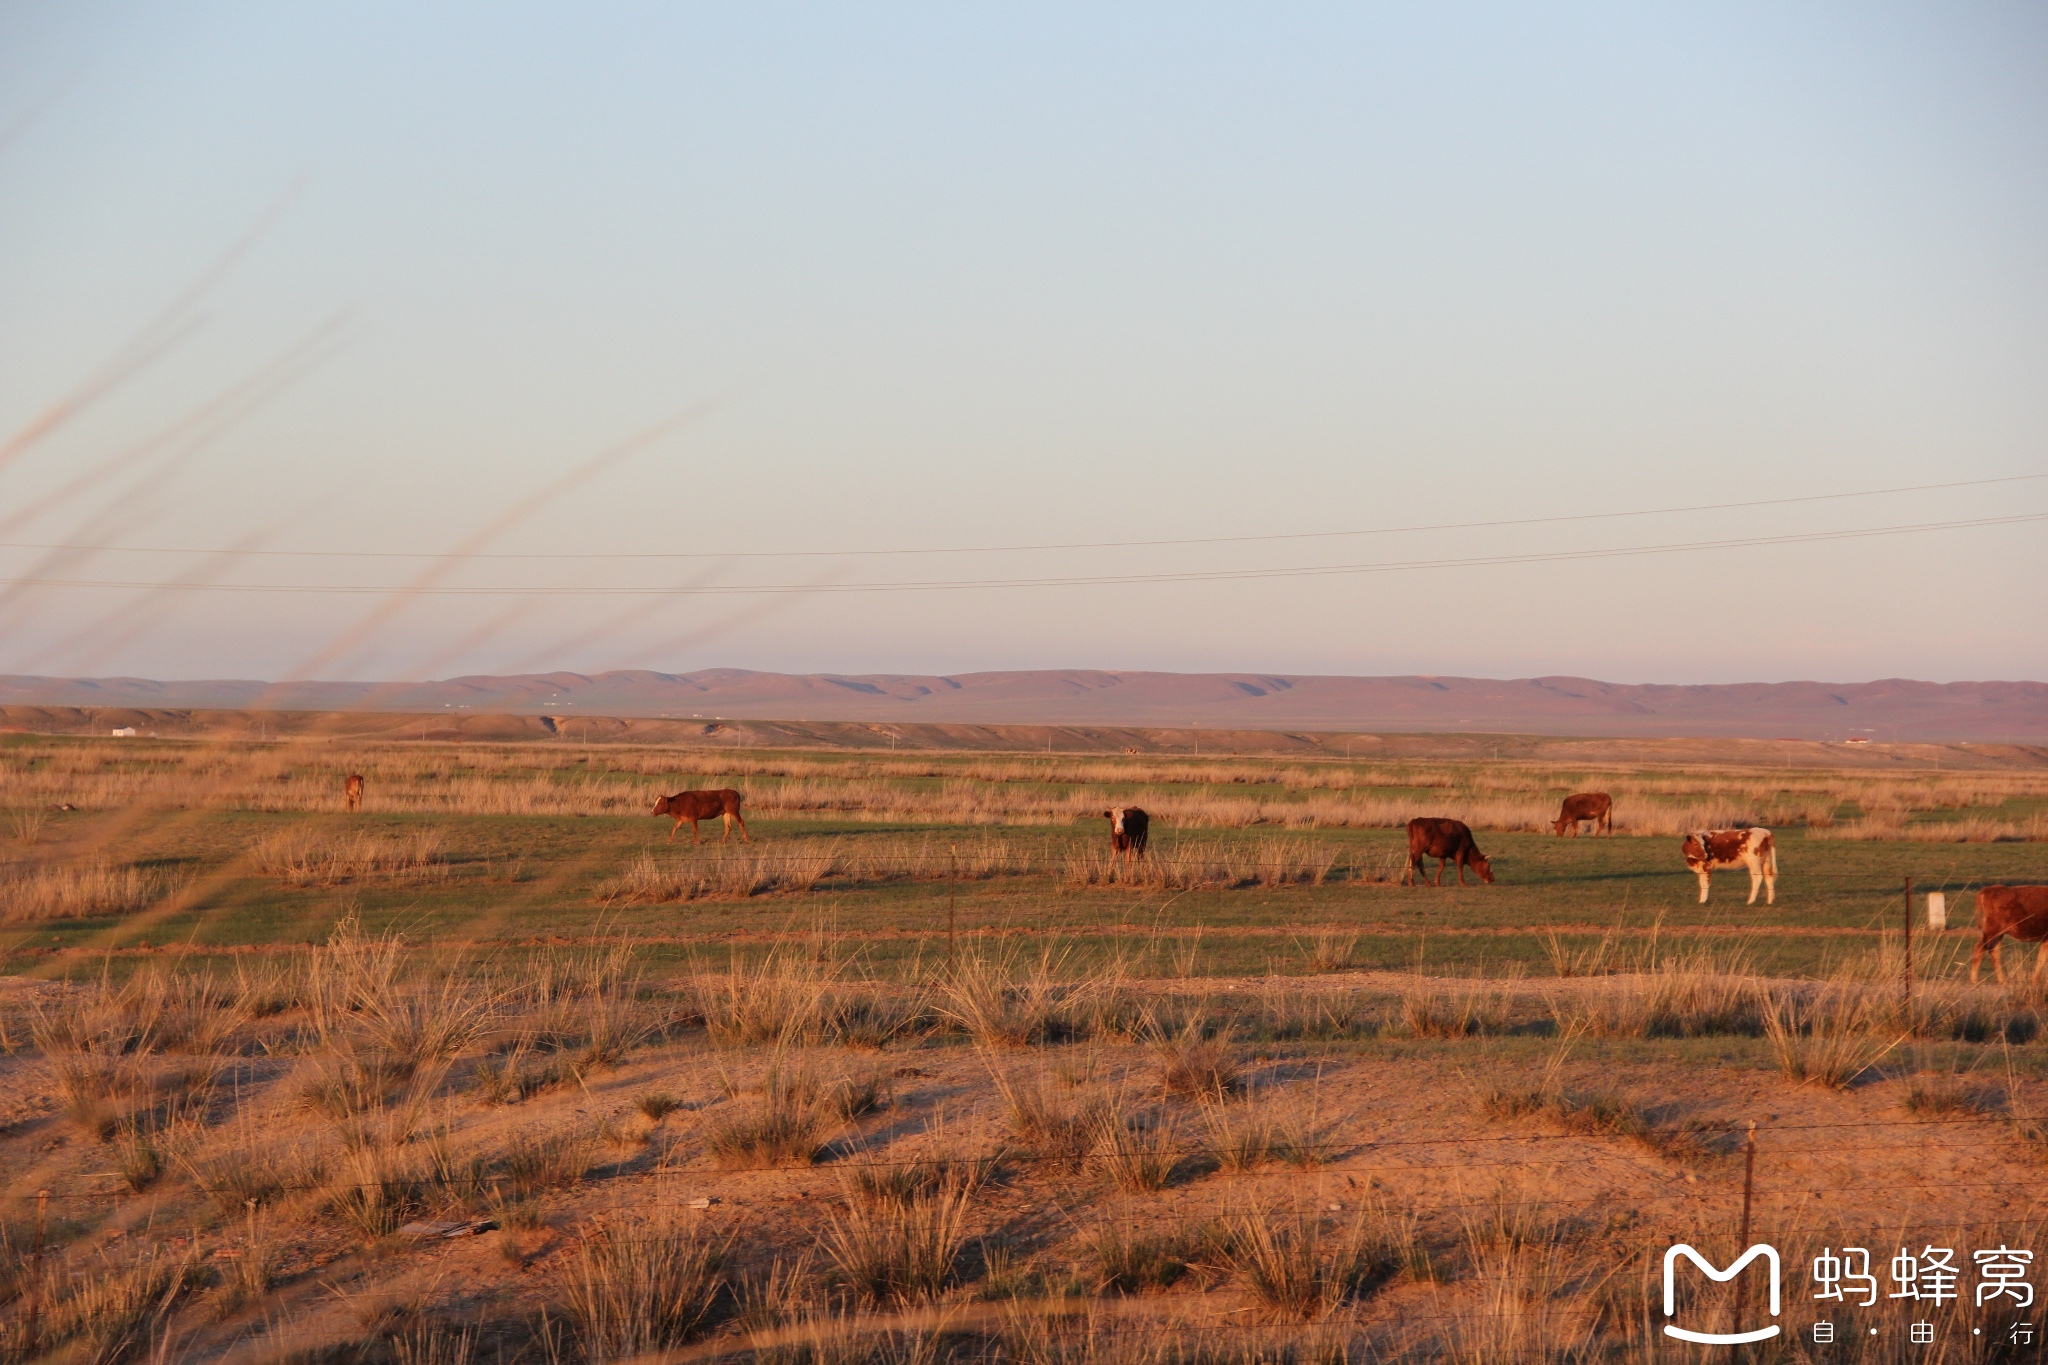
left=1102, top=807, right=1125, bottom=834
left=652, top=794, right=673, bottom=816
left=1472, top=851, right=1495, bottom=885
left=1552, top=814, right=1573, bottom=836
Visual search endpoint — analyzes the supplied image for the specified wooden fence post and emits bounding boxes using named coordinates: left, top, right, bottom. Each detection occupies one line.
left=1903, top=875, right=1914, bottom=1027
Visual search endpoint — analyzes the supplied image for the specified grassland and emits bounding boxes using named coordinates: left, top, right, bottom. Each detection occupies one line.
left=2, top=730, right=2047, bottom=1362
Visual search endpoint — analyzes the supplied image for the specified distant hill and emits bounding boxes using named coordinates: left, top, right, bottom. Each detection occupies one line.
left=4, top=668, right=2045, bottom=741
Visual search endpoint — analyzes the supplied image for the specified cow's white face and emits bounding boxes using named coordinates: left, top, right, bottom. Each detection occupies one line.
left=1111, top=808, right=1127, bottom=835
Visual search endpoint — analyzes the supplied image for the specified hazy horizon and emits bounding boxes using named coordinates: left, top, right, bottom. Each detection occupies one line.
left=3, top=4, right=2045, bottom=686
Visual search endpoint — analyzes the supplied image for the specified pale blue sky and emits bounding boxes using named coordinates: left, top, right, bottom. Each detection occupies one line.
left=1, top=3, right=2043, bottom=683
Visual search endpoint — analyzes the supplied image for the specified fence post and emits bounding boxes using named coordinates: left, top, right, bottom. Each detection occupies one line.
left=1732, top=1123, right=1757, bottom=1335
left=1903, top=875, right=1914, bottom=1028
left=947, top=845, right=958, bottom=970
left=28, top=1188, right=47, bottom=1351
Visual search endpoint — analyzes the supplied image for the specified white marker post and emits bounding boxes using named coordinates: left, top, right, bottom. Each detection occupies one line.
left=1926, top=892, right=1947, bottom=931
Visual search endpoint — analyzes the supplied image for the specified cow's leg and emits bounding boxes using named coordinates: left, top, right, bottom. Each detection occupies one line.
left=2035, top=941, right=2048, bottom=984
left=1971, top=937, right=1988, bottom=985
left=720, top=813, right=731, bottom=844
left=733, top=810, right=751, bottom=843
left=667, top=818, right=681, bottom=843
left=1745, top=860, right=1762, bottom=906
left=1696, top=870, right=1711, bottom=904
left=692, top=818, right=703, bottom=845
left=1434, top=858, right=1447, bottom=887
left=1455, top=858, right=1469, bottom=887
left=1763, top=866, right=1775, bottom=906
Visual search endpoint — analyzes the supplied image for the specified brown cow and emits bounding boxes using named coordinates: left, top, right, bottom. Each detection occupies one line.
left=1101, top=806, right=1150, bottom=862
left=653, top=789, right=750, bottom=844
left=344, top=773, right=365, bottom=812
left=1970, top=885, right=2048, bottom=984
left=1681, top=828, right=1776, bottom=905
left=1552, top=792, right=1612, bottom=837
left=1404, top=818, right=1493, bottom=886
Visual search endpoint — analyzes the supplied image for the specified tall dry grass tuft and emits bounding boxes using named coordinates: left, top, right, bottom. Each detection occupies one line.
left=301, top=916, right=496, bottom=1115
left=1217, top=1207, right=1396, bottom=1321
left=822, top=1180, right=973, bottom=1306
left=1545, top=943, right=1767, bottom=1039
left=706, top=1065, right=837, bottom=1168
left=1398, top=976, right=1514, bottom=1039
left=939, top=948, right=1088, bottom=1047
left=561, top=1214, right=729, bottom=1362
left=250, top=826, right=447, bottom=886
left=0, top=860, right=170, bottom=923
left=1201, top=1091, right=1329, bottom=1172
left=1082, top=1221, right=1217, bottom=1294
left=990, top=1065, right=1103, bottom=1170
left=1061, top=838, right=1348, bottom=891
left=1152, top=1019, right=1241, bottom=1101
left=597, top=846, right=837, bottom=903
left=9, top=807, right=47, bottom=846
left=1088, top=1101, right=1181, bottom=1192
left=36, top=1246, right=206, bottom=1365
left=698, top=953, right=836, bottom=1048
left=1762, top=983, right=1904, bottom=1088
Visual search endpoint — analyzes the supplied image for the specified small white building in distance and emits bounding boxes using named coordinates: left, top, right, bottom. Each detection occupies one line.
left=110, top=726, right=138, bottom=737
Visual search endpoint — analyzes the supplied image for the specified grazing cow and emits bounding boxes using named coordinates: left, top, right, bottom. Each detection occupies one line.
left=1552, top=792, right=1613, bottom=837
left=1681, top=828, right=1776, bottom=905
left=1101, top=806, right=1150, bottom=863
left=653, top=789, right=750, bottom=844
left=344, top=774, right=365, bottom=812
left=1969, top=885, right=2048, bottom=984
left=1404, top=818, right=1493, bottom=887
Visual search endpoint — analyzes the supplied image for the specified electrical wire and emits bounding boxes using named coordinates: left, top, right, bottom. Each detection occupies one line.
left=2, top=511, right=2042, bottom=597
left=0, top=473, right=2037, bottom=562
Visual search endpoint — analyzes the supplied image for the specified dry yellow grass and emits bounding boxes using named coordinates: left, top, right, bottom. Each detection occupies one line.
left=0, top=859, right=173, bottom=923
left=6, top=932, right=2048, bottom=1363
left=6, top=736, right=2043, bottom=837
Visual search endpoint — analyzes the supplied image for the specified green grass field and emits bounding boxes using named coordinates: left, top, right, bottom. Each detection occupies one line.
left=11, top=802, right=2043, bottom=979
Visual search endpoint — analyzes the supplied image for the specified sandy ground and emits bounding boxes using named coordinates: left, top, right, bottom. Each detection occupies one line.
left=3, top=962, right=2041, bottom=1361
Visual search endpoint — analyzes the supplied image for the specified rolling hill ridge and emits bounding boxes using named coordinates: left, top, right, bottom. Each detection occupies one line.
left=3, top=668, right=2044, bottom=741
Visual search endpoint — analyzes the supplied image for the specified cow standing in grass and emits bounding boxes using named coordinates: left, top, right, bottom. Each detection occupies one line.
left=1404, top=818, right=1493, bottom=886
left=1681, top=828, right=1776, bottom=904
left=1970, top=885, right=2048, bottom=984
left=1552, top=792, right=1612, bottom=837
left=653, top=789, right=750, bottom=843
left=1101, top=806, right=1149, bottom=863
left=344, top=774, right=365, bottom=812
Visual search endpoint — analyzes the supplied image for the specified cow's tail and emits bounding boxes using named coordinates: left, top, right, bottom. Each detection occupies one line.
left=1761, top=832, right=1778, bottom=877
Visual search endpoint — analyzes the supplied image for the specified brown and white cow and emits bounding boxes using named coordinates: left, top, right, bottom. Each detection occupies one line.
left=344, top=773, right=365, bottom=812
left=652, top=789, right=750, bottom=844
left=1969, top=885, right=2048, bottom=984
left=1681, top=827, right=1776, bottom=904
left=1404, top=817, right=1494, bottom=887
left=1552, top=792, right=1612, bottom=837
left=1101, top=806, right=1150, bottom=863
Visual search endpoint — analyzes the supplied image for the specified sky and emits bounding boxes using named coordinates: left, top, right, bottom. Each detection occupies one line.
left=1, top=2, right=2044, bottom=686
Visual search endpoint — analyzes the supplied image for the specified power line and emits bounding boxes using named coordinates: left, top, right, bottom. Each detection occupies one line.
left=1, top=511, right=2042, bottom=598
left=0, top=473, right=2037, bottom=562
